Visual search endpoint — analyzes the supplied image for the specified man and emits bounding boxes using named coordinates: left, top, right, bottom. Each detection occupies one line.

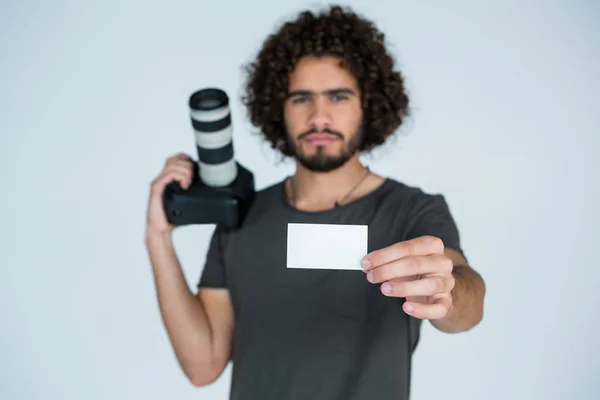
left=145, top=5, right=486, bottom=400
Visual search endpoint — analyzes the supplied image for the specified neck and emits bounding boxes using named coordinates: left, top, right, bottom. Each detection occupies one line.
left=289, top=153, right=371, bottom=209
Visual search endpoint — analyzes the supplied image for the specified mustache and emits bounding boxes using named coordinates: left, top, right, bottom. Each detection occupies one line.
left=297, top=127, right=344, bottom=140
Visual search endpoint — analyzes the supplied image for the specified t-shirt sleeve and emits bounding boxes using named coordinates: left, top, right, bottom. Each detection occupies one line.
left=404, top=192, right=466, bottom=259
left=197, top=225, right=229, bottom=289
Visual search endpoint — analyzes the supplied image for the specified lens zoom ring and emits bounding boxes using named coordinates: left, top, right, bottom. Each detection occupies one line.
left=196, top=143, right=234, bottom=165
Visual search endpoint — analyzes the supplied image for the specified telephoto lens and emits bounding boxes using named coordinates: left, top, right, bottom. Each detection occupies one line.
left=189, top=88, right=238, bottom=186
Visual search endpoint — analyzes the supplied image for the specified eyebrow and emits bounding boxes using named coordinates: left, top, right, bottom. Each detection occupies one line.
left=286, top=88, right=357, bottom=98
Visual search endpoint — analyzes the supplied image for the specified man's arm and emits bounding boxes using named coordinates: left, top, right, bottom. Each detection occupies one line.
left=429, top=248, right=486, bottom=333
left=146, top=232, right=234, bottom=386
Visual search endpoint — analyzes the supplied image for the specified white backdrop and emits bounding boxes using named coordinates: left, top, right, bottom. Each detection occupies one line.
left=1, top=1, right=599, bottom=399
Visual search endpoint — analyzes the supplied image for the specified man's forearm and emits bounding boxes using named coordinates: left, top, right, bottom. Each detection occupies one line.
left=145, top=232, right=215, bottom=378
left=430, top=265, right=486, bottom=333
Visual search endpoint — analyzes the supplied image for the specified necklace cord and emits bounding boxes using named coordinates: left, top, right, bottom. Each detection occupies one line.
left=287, top=166, right=371, bottom=208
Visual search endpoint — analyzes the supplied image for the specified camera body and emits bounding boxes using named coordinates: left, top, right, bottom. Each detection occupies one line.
left=162, top=87, right=256, bottom=230
left=163, top=160, right=255, bottom=229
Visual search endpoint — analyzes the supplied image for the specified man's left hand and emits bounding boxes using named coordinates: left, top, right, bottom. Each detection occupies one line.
left=360, top=235, right=455, bottom=320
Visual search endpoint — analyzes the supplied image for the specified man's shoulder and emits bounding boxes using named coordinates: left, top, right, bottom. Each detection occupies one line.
left=375, top=177, right=456, bottom=222
left=379, top=177, right=436, bottom=204
left=236, top=178, right=287, bottom=223
left=381, top=177, right=419, bottom=194
left=247, top=178, right=286, bottom=210
left=254, top=178, right=286, bottom=198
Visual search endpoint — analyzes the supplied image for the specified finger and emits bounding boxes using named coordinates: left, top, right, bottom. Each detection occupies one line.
left=166, top=152, right=193, bottom=164
left=166, top=159, right=194, bottom=173
left=151, top=170, right=191, bottom=194
left=361, top=236, right=444, bottom=270
left=403, top=299, right=449, bottom=320
left=365, top=254, right=452, bottom=283
left=379, top=275, right=454, bottom=298
left=162, top=168, right=192, bottom=189
left=164, top=162, right=193, bottom=177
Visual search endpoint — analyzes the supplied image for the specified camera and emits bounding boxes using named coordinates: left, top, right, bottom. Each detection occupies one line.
left=162, top=88, right=255, bottom=230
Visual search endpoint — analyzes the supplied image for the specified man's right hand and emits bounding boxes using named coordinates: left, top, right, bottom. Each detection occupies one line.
left=146, top=152, right=195, bottom=236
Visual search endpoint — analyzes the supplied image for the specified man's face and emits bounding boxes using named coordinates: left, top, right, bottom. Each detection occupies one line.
left=283, top=56, right=364, bottom=172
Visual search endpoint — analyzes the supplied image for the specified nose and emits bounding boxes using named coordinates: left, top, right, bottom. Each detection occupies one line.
left=308, top=97, right=332, bottom=131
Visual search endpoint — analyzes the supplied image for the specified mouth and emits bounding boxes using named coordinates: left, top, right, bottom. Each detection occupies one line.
left=303, top=133, right=339, bottom=145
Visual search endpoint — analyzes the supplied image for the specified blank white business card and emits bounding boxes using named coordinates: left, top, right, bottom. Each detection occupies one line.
left=286, top=223, right=368, bottom=270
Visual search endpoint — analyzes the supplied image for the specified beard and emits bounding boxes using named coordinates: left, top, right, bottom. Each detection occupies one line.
left=284, top=124, right=364, bottom=172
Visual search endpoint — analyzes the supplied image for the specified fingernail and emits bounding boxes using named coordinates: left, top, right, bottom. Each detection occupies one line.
left=360, top=259, right=371, bottom=270
left=367, top=272, right=374, bottom=282
left=405, top=304, right=414, bottom=313
left=381, top=283, right=392, bottom=294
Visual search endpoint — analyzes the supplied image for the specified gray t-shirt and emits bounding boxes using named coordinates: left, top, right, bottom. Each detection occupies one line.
left=198, top=177, right=464, bottom=400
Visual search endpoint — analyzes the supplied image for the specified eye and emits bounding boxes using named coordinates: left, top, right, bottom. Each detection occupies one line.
left=291, top=96, right=308, bottom=104
left=331, top=94, right=348, bottom=102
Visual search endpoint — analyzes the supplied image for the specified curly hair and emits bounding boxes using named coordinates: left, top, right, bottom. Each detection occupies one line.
left=241, top=4, right=410, bottom=157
